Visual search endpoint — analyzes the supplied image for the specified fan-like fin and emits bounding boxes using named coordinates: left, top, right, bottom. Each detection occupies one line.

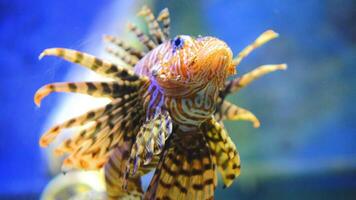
left=232, top=30, right=279, bottom=67
left=144, top=129, right=216, bottom=200
left=127, top=23, right=157, bottom=51
left=61, top=113, right=157, bottom=176
left=157, top=8, right=170, bottom=39
left=39, top=48, right=139, bottom=81
left=215, top=100, right=260, bottom=128
left=202, top=118, right=241, bottom=188
left=105, top=142, right=143, bottom=200
left=60, top=95, right=144, bottom=171
left=128, top=109, right=172, bottom=175
left=37, top=96, right=131, bottom=147
left=223, top=64, right=287, bottom=95
left=54, top=94, right=139, bottom=156
left=138, top=5, right=165, bottom=44
left=103, top=34, right=145, bottom=59
left=34, top=80, right=141, bottom=106
left=62, top=116, right=122, bottom=170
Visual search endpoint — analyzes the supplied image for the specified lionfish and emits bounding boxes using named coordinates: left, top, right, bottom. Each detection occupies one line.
left=35, top=5, right=286, bottom=200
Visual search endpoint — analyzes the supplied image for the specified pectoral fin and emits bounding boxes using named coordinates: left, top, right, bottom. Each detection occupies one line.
left=202, top=118, right=241, bottom=188
left=105, top=142, right=143, bottom=200
left=144, top=130, right=216, bottom=200
left=129, top=109, right=172, bottom=175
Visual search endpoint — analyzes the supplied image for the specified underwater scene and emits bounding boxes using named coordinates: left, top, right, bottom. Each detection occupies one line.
left=0, top=0, right=355, bottom=199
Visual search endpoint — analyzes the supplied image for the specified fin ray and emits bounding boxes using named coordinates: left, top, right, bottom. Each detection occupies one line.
left=54, top=95, right=139, bottom=155
left=128, top=23, right=157, bottom=51
left=232, top=30, right=279, bottom=67
left=215, top=100, right=260, bottom=128
left=39, top=48, right=139, bottom=81
left=202, top=118, right=241, bottom=188
left=129, top=110, right=172, bottom=175
left=105, top=142, right=143, bottom=200
left=138, top=5, right=165, bottom=43
left=34, top=80, right=141, bottom=106
left=105, top=47, right=139, bottom=67
left=157, top=8, right=170, bottom=39
left=144, top=130, right=215, bottom=200
left=224, top=64, right=287, bottom=95
left=103, top=34, right=145, bottom=59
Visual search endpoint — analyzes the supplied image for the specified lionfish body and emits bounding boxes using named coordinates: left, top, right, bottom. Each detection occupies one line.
left=35, top=6, right=286, bottom=200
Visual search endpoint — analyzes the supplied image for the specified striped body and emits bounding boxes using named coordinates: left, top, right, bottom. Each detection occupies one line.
left=136, top=35, right=234, bottom=128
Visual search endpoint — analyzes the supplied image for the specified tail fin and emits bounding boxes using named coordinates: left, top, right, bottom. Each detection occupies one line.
left=144, top=129, right=216, bottom=200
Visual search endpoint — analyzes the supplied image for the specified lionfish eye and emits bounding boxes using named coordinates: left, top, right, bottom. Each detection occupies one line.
left=172, top=36, right=184, bottom=51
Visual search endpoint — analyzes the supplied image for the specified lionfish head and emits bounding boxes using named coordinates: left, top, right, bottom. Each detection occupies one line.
left=152, top=35, right=235, bottom=96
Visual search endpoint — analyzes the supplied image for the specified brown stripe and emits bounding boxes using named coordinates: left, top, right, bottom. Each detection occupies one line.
left=86, top=82, right=97, bottom=94
left=192, top=183, right=204, bottom=190
left=52, top=126, right=59, bottom=132
left=223, top=102, right=233, bottom=117
left=66, top=119, right=76, bottom=127
left=93, top=58, right=103, bottom=70
left=205, top=178, right=214, bottom=185
left=162, top=196, right=172, bottom=200
left=74, top=51, right=84, bottom=63
left=232, top=163, right=241, bottom=169
left=159, top=179, right=172, bottom=189
left=57, top=48, right=65, bottom=57
left=101, top=82, right=112, bottom=94
left=162, top=161, right=177, bottom=176
left=48, top=84, right=55, bottom=90
left=112, top=83, right=120, bottom=95
left=68, top=83, right=77, bottom=92
left=104, top=103, right=114, bottom=112
left=226, top=173, right=236, bottom=180
left=174, top=181, right=188, bottom=193
left=79, top=130, right=86, bottom=137
left=86, top=111, right=95, bottom=119
left=105, top=65, right=119, bottom=74
left=118, top=70, right=128, bottom=77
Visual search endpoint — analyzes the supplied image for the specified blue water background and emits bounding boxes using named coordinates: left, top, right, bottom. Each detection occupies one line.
left=0, top=0, right=355, bottom=199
